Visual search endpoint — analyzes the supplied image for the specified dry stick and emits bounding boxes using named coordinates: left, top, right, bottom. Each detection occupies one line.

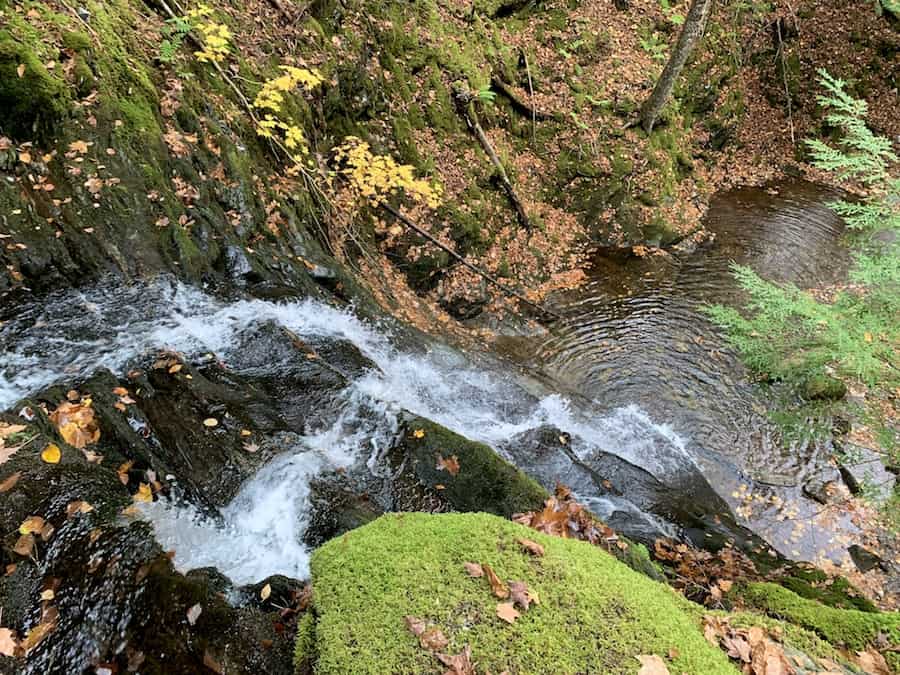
left=522, top=51, right=537, bottom=145
left=776, top=21, right=795, bottom=145
left=59, top=0, right=99, bottom=38
left=380, top=203, right=561, bottom=321
left=490, top=75, right=554, bottom=121
left=454, top=90, right=532, bottom=230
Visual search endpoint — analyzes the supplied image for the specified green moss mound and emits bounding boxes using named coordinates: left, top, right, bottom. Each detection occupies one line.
left=738, top=582, right=900, bottom=650
left=304, top=512, right=737, bottom=674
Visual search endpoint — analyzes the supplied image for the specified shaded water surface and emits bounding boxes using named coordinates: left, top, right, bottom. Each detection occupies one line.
left=515, top=180, right=857, bottom=561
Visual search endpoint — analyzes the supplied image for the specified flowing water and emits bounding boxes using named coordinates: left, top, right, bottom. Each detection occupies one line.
left=509, top=179, right=857, bottom=563
left=0, top=179, right=866, bottom=584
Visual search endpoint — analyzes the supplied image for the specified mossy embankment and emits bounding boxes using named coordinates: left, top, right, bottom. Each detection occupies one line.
left=300, top=512, right=899, bottom=674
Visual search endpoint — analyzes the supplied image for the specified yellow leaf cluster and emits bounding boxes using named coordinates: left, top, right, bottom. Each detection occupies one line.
left=333, top=137, right=442, bottom=209
left=251, top=65, right=324, bottom=168
left=187, top=6, right=231, bottom=63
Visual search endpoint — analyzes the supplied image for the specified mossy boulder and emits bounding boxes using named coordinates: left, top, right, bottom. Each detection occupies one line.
left=391, top=416, right=547, bottom=517
left=801, top=373, right=848, bottom=401
left=302, top=512, right=737, bottom=674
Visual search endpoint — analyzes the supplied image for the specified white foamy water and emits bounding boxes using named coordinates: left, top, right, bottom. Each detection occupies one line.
left=1, top=277, right=693, bottom=584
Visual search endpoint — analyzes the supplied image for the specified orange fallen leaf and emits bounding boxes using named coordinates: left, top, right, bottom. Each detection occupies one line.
left=413, top=429, right=425, bottom=439
left=496, top=602, right=519, bottom=624
left=482, top=563, right=508, bottom=599
left=0, top=471, right=22, bottom=492
left=19, top=516, right=46, bottom=535
left=0, top=627, right=18, bottom=657
left=13, top=533, right=35, bottom=557
left=435, top=453, right=460, bottom=476
left=133, top=483, right=153, bottom=503
left=66, top=501, right=94, bottom=517
left=517, top=538, right=544, bottom=556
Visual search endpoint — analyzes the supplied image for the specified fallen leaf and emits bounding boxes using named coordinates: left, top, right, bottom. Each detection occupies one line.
left=482, top=563, right=509, bottom=599
left=855, top=649, right=890, bottom=675
left=168, top=363, right=183, bottom=373
left=437, top=645, right=476, bottom=675
left=117, top=460, right=133, bottom=484
left=66, top=500, right=94, bottom=517
left=0, top=627, right=18, bottom=657
left=508, top=581, right=536, bottom=610
left=69, top=140, right=90, bottom=154
left=435, top=454, right=460, bottom=476
left=203, top=650, right=224, bottom=674
left=187, top=603, right=202, bottom=626
left=13, top=533, right=34, bottom=557
left=413, top=429, right=425, bottom=439
left=243, top=442, right=260, bottom=453
left=19, top=516, right=46, bottom=535
left=419, top=626, right=449, bottom=652
left=240, top=429, right=252, bottom=437
left=49, top=400, right=100, bottom=448
left=16, top=63, right=25, bottom=78
left=0, top=472, right=22, bottom=492
left=496, top=602, right=519, bottom=624
left=517, top=538, right=545, bottom=556
left=0, top=423, right=26, bottom=439
left=133, top=483, right=153, bottom=503
left=260, top=583, right=272, bottom=600
left=41, top=443, right=61, bottom=464
left=21, top=616, right=56, bottom=655
left=203, top=418, right=218, bottom=428
left=463, top=562, right=484, bottom=577
left=40, top=589, right=54, bottom=601
left=636, top=654, right=670, bottom=675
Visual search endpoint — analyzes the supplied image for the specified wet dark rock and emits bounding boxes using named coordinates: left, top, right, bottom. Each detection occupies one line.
left=304, top=473, right=384, bottom=547
left=439, top=281, right=490, bottom=320
left=802, top=466, right=842, bottom=504
left=837, top=443, right=895, bottom=500
left=239, top=575, right=305, bottom=611
left=224, top=245, right=254, bottom=283
left=848, top=544, right=886, bottom=574
left=186, top=567, right=234, bottom=597
left=0, top=438, right=295, bottom=674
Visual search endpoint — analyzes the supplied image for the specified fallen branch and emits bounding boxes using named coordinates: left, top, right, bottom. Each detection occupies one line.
left=490, top=75, right=555, bottom=122
left=380, top=203, right=561, bottom=321
left=453, top=85, right=532, bottom=230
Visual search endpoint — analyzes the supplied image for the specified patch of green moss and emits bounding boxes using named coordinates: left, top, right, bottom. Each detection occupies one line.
left=738, top=582, right=900, bottom=650
left=306, top=512, right=738, bottom=675
left=396, top=416, right=547, bottom=517
left=779, top=567, right=877, bottom=612
left=61, top=30, right=92, bottom=53
left=0, top=32, right=71, bottom=140
left=294, top=611, right=316, bottom=674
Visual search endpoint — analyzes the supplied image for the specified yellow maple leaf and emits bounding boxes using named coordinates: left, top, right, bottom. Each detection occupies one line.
left=40, top=443, right=61, bottom=464
left=133, top=483, right=153, bottom=503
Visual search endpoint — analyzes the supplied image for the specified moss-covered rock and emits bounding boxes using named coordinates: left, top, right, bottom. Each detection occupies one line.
left=801, top=373, right=848, bottom=401
left=391, top=416, right=547, bottom=517
left=736, top=582, right=900, bottom=650
left=303, top=512, right=737, bottom=674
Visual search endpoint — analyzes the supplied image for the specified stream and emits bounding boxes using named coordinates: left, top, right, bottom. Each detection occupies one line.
left=0, top=179, right=869, bottom=589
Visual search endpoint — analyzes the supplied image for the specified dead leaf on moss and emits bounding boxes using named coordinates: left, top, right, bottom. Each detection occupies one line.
left=482, top=563, right=508, bottom=599
left=516, top=538, right=544, bottom=556
left=0, top=627, right=18, bottom=657
left=405, top=615, right=449, bottom=652
left=496, top=602, right=519, bottom=624
left=508, top=581, right=536, bottom=611
left=49, top=400, right=100, bottom=448
left=636, top=654, right=670, bottom=674
left=463, top=562, right=484, bottom=577
left=437, top=645, right=475, bottom=675
left=435, top=453, right=460, bottom=476
left=0, top=472, right=22, bottom=492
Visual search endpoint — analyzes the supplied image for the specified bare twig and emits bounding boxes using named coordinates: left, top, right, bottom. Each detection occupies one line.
left=380, top=203, right=561, bottom=320
left=453, top=86, right=532, bottom=230
left=522, top=50, right=537, bottom=144
left=490, top=75, right=554, bottom=122
left=776, top=21, right=796, bottom=145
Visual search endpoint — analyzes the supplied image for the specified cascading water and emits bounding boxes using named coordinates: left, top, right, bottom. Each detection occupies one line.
left=1, top=276, right=688, bottom=584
